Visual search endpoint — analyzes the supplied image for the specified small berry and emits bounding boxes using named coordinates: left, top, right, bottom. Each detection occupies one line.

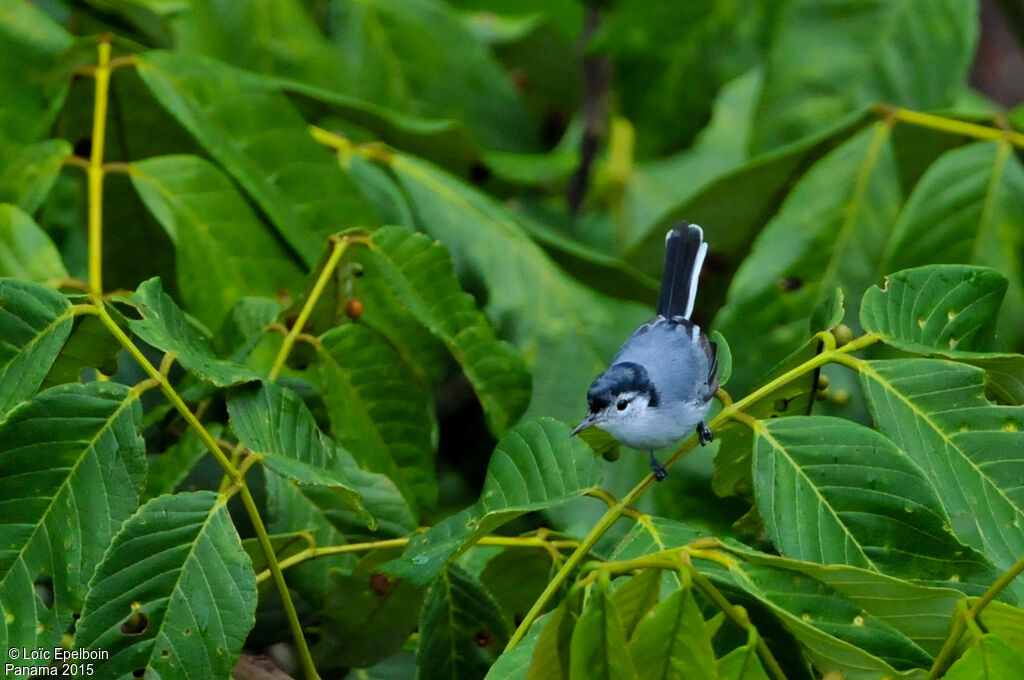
left=346, top=298, right=364, bottom=319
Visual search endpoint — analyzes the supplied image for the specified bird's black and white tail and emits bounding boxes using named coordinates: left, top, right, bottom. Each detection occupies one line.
left=657, top=222, right=707, bottom=320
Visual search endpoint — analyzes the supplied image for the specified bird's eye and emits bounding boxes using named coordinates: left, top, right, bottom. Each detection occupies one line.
left=617, top=399, right=629, bottom=411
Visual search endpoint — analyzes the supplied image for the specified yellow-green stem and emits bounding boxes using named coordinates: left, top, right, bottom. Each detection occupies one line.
left=257, top=534, right=580, bottom=585
left=238, top=485, right=321, bottom=680
left=506, top=331, right=881, bottom=649
left=881, top=104, right=1024, bottom=147
left=269, top=236, right=367, bottom=381
left=88, top=37, right=112, bottom=295
left=94, top=305, right=320, bottom=679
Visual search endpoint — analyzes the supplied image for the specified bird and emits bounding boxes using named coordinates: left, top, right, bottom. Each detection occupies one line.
left=571, top=222, right=718, bottom=481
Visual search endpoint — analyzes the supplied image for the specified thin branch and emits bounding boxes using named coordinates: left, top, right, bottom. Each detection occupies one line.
left=88, top=36, right=112, bottom=295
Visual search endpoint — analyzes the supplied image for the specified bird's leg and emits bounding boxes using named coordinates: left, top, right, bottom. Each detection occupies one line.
left=649, top=451, right=667, bottom=481
left=697, top=421, right=713, bottom=446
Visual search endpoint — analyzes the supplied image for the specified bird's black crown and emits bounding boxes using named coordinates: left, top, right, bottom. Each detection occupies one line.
left=586, top=362, right=659, bottom=411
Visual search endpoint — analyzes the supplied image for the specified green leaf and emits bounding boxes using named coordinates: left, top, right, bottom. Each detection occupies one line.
left=944, top=634, right=1024, bottom=679
left=611, top=568, right=662, bottom=641
left=717, top=642, right=770, bottom=680
left=42, top=312, right=121, bottom=388
left=861, top=265, right=1024, bottom=403
left=136, top=50, right=377, bottom=267
left=714, top=123, right=902, bottom=395
left=363, top=225, right=530, bottom=436
left=753, top=415, right=995, bottom=584
left=389, top=153, right=650, bottom=422
left=569, top=581, right=637, bottom=680
left=0, top=383, right=144, bottom=653
left=143, top=425, right=221, bottom=502
left=860, top=359, right=1024, bottom=600
left=487, top=610, right=551, bottom=680
left=314, top=551, right=426, bottom=670
left=0, top=278, right=74, bottom=418
left=625, top=104, right=863, bottom=284
left=0, top=139, right=71, bottom=212
left=525, top=602, right=574, bottom=680
left=384, top=418, right=600, bottom=584
left=227, top=381, right=370, bottom=526
left=325, top=0, right=539, bottom=152
left=318, top=307, right=437, bottom=514
left=976, top=600, right=1024, bottom=652
left=479, top=547, right=553, bottom=628
left=612, top=519, right=938, bottom=676
left=75, top=491, right=257, bottom=679
left=130, top=154, right=304, bottom=329
left=628, top=584, right=718, bottom=680
left=811, top=287, right=845, bottom=334
left=418, top=564, right=511, bottom=680
left=214, top=296, right=282, bottom=363
left=121, top=277, right=259, bottom=387
left=754, top=0, right=976, bottom=151
left=880, top=142, right=1024, bottom=348
left=0, top=204, right=68, bottom=282
left=0, top=2, right=71, bottom=152
left=861, top=265, right=1007, bottom=354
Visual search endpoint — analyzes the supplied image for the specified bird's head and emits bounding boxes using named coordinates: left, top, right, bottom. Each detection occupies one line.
left=571, top=362, right=659, bottom=437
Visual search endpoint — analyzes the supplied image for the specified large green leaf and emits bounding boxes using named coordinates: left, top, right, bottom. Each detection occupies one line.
left=121, top=277, right=259, bottom=387
left=0, top=139, right=71, bottom=212
left=753, top=415, right=994, bottom=584
left=388, top=153, right=650, bottom=422
left=0, top=383, right=144, bottom=653
left=227, top=381, right=370, bottom=525
left=130, top=154, right=304, bottom=329
left=384, top=418, right=600, bottom=584
left=880, top=142, right=1024, bottom=349
left=325, top=0, right=538, bottom=152
left=74, top=491, right=257, bottom=679
left=362, top=225, right=531, bottom=436
left=0, top=204, right=67, bottom=282
left=0, top=3, right=71, bottom=154
left=0, top=278, right=74, bottom=418
left=714, top=123, right=902, bottom=394
left=861, top=265, right=1024, bottom=403
left=418, top=564, right=510, bottom=680
left=136, top=50, right=377, bottom=267
left=754, top=0, right=976, bottom=151
left=569, top=581, right=637, bottom=680
left=228, top=380, right=413, bottom=605
left=860, top=358, right=1024, bottom=601
left=320, top=322, right=437, bottom=510
left=627, top=583, right=718, bottom=680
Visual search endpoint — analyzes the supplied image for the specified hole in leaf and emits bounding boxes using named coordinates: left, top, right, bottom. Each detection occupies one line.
left=778, top=276, right=802, bottom=292
left=947, top=308, right=956, bottom=321
left=183, top=628, right=191, bottom=636
left=917, top=316, right=926, bottom=328
left=121, top=611, right=150, bottom=636
left=161, top=650, right=169, bottom=658
left=33, top=576, right=54, bottom=610
left=132, top=668, right=145, bottom=678
left=468, top=161, right=491, bottom=184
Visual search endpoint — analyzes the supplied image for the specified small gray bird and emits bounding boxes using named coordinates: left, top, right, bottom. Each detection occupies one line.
left=571, top=222, right=718, bottom=481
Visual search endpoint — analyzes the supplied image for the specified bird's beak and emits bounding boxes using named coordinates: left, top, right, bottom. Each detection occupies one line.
left=570, top=414, right=598, bottom=437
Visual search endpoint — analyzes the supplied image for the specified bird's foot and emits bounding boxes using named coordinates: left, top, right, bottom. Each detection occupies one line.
left=697, top=421, right=713, bottom=446
left=649, top=451, right=667, bottom=482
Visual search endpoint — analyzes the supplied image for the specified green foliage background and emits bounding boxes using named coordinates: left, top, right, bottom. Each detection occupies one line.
left=2, top=0, right=1024, bottom=678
